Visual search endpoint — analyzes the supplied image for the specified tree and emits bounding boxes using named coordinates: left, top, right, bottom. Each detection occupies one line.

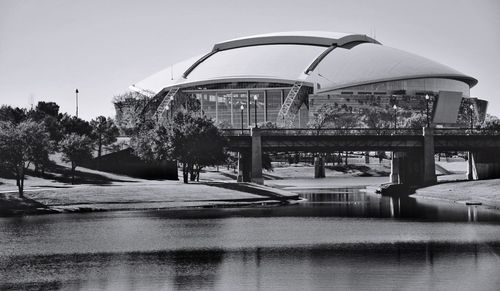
left=60, top=114, right=93, bottom=136
left=400, top=112, right=427, bottom=129
left=0, top=120, right=51, bottom=197
left=308, top=104, right=361, bottom=130
left=0, top=105, right=27, bottom=124
left=481, top=114, right=500, bottom=130
left=170, top=112, right=227, bottom=182
left=131, top=122, right=172, bottom=163
left=90, top=116, right=120, bottom=157
left=131, top=111, right=227, bottom=183
left=308, top=104, right=361, bottom=165
left=113, top=91, right=152, bottom=135
left=359, top=106, right=393, bottom=129
left=59, top=133, right=93, bottom=184
left=27, top=102, right=64, bottom=142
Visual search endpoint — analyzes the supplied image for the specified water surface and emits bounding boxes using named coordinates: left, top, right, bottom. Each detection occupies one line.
left=1, top=188, right=499, bottom=290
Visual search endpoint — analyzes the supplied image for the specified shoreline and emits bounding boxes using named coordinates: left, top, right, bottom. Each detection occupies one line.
left=414, top=179, right=500, bottom=210
left=0, top=181, right=302, bottom=217
left=2, top=160, right=500, bottom=216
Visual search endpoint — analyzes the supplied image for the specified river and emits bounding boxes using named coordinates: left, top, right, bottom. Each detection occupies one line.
left=1, top=187, right=500, bottom=290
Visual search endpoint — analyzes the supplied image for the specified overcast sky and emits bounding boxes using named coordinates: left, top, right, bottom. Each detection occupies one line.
left=1, top=0, right=499, bottom=120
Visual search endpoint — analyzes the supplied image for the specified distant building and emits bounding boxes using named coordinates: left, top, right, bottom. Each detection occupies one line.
left=131, top=31, right=486, bottom=127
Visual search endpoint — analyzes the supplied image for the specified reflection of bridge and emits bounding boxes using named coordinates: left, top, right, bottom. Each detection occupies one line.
left=222, top=128, right=500, bottom=186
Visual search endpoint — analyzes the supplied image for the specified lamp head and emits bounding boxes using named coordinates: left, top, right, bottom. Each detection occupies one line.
left=169, top=96, right=174, bottom=101
left=469, top=104, right=474, bottom=110
left=75, top=89, right=79, bottom=94
left=240, top=105, right=244, bottom=110
left=425, top=94, right=429, bottom=100
left=393, top=104, right=397, bottom=110
left=165, top=105, right=169, bottom=110
left=253, top=95, right=258, bottom=101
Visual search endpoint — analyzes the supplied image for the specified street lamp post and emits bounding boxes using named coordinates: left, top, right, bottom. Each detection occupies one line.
left=240, top=105, right=244, bottom=134
left=253, top=95, right=258, bottom=128
left=75, top=89, right=79, bottom=117
left=393, top=104, right=397, bottom=132
left=469, top=104, right=474, bottom=131
left=169, top=96, right=174, bottom=118
left=425, top=94, right=431, bottom=127
left=468, top=103, right=475, bottom=180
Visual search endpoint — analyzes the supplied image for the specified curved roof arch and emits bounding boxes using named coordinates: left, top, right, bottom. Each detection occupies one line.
left=132, top=31, right=477, bottom=96
left=213, top=31, right=380, bottom=51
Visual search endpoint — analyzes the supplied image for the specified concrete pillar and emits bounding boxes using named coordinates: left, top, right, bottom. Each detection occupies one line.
left=264, top=90, right=268, bottom=122
left=251, top=127, right=264, bottom=184
left=390, top=152, right=401, bottom=184
left=468, top=151, right=500, bottom=180
left=422, top=127, right=437, bottom=185
left=467, top=151, right=474, bottom=180
left=314, top=156, right=325, bottom=178
left=237, top=152, right=251, bottom=182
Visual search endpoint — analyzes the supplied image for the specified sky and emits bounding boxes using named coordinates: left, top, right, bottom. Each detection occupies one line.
left=1, top=0, right=499, bottom=120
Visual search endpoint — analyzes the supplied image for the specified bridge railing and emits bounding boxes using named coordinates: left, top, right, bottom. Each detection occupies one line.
left=220, top=129, right=252, bottom=136
left=434, top=128, right=500, bottom=136
left=220, top=127, right=500, bottom=137
left=220, top=128, right=422, bottom=136
left=258, top=128, right=422, bottom=136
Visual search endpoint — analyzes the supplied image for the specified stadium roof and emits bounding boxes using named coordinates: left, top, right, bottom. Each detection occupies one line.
left=131, top=31, right=477, bottom=96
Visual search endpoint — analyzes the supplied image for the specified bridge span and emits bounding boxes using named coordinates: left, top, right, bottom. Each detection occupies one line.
left=221, top=128, right=500, bottom=187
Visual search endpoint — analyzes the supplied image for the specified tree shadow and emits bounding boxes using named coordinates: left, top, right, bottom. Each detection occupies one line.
left=28, top=163, right=133, bottom=185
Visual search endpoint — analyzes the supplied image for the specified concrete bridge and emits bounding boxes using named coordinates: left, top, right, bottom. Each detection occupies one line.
left=222, top=128, right=500, bottom=186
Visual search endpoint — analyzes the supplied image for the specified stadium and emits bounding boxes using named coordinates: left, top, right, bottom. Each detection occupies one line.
left=130, top=31, right=486, bottom=128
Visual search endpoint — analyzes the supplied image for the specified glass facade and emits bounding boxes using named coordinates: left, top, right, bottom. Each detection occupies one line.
left=325, top=78, right=470, bottom=97
left=184, top=83, right=303, bottom=128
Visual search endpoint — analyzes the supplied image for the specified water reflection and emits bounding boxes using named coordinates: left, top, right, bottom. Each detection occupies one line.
left=297, top=189, right=500, bottom=223
left=2, top=243, right=500, bottom=290
left=468, top=206, right=478, bottom=222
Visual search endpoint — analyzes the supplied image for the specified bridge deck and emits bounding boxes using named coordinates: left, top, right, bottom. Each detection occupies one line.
left=222, top=128, right=500, bottom=152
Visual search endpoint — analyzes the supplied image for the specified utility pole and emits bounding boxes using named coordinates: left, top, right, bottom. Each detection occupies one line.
left=425, top=94, right=431, bottom=127
left=75, top=89, right=79, bottom=117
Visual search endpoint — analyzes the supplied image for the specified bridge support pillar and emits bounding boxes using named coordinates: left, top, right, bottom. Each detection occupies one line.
left=237, top=151, right=251, bottom=182
left=251, top=127, right=264, bottom=184
left=314, top=156, right=325, bottom=178
left=468, top=151, right=500, bottom=180
left=422, top=127, right=437, bottom=185
left=390, top=152, right=401, bottom=184
left=467, top=152, right=474, bottom=180
left=390, top=128, right=437, bottom=187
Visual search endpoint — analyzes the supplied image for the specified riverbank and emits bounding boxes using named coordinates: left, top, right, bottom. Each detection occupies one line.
left=0, top=180, right=300, bottom=216
left=2, top=156, right=498, bottom=215
left=0, top=156, right=389, bottom=216
left=415, top=179, right=500, bottom=209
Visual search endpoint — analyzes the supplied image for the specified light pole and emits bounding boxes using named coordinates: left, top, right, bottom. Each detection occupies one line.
left=469, top=104, right=474, bottom=131
left=425, top=94, right=431, bottom=127
left=468, top=103, right=475, bottom=180
left=75, top=89, right=79, bottom=117
left=240, top=105, right=244, bottom=134
left=169, top=95, right=174, bottom=117
left=393, top=104, right=397, bottom=132
left=253, top=95, right=258, bottom=128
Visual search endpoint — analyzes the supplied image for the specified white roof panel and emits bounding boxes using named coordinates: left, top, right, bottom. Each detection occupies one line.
left=311, top=43, right=476, bottom=91
left=132, top=31, right=476, bottom=95
left=186, top=44, right=324, bottom=84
